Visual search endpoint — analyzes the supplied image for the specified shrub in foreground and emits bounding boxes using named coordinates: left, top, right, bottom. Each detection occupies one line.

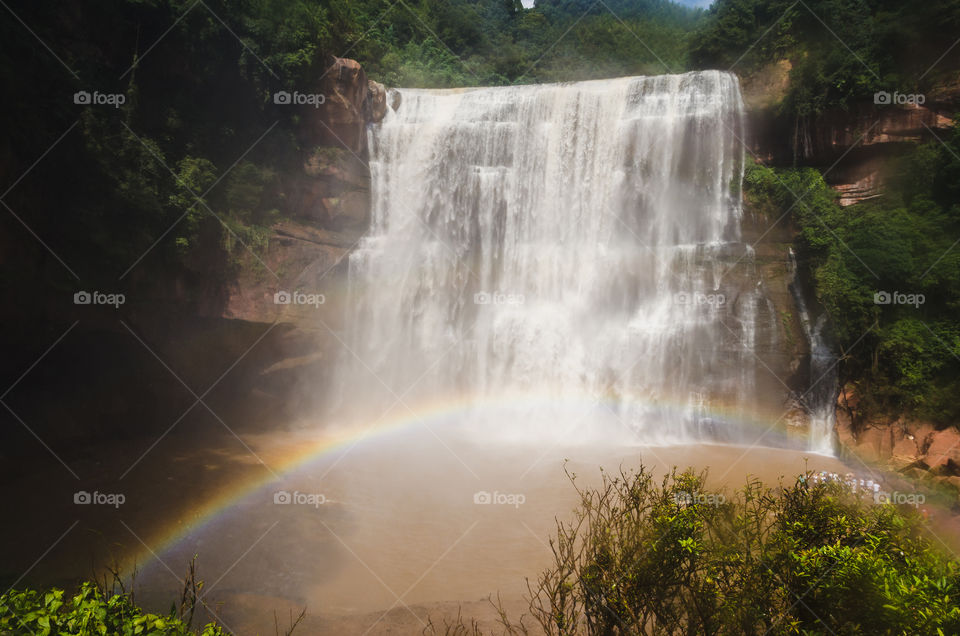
left=0, top=581, right=226, bottom=635
left=510, top=466, right=960, bottom=635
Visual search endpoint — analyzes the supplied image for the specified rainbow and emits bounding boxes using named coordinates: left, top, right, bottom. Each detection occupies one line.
left=128, top=390, right=804, bottom=570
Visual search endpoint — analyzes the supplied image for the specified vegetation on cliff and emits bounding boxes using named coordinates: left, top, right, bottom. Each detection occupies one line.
left=691, top=0, right=960, bottom=118
left=745, top=122, right=960, bottom=424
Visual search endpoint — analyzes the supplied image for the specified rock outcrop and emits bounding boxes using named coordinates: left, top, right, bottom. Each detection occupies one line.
left=745, top=71, right=958, bottom=205
left=367, top=80, right=387, bottom=123
left=832, top=158, right=886, bottom=207
left=222, top=57, right=388, bottom=326
left=806, top=102, right=953, bottom=160
left=836, top=388, right=960, bottom=498
left=817, top=102, right=954, bottom=205
left=303, top=57, right=388, bottom=155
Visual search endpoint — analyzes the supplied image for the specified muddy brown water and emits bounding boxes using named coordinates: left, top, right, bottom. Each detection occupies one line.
left=3, top=423, right=953, bottom=635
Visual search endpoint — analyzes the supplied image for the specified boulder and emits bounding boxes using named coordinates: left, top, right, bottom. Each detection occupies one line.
left=368, top=80, right=387, bottom=123
left=302, top=58, right=393, bottom=153
left=310, top=57, right=371, bottom=154
left=935, top=475, right=960, bottom=495
left=389, top=88, right=402, bottom=113
left=890, top=436, right=922, bottom=469
left=923, top=428, right=960, bottom=474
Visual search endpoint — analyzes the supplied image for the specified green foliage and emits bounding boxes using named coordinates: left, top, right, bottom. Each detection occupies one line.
left=521, top=466, right=960, bottom=635
left=744, top=122, right=960, bottom=423
left=0, top=582, right=226, bottom=636
left=169, top=156, right=218, bottom=252
left=350, top=0, right=698, bottom=86
left=690, top=0, right=798, bottom=71
left=693, top=0, right=960, bottom=120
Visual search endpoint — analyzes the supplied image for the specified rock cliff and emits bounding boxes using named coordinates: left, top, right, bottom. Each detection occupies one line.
left=836, top=388, right=960, bottom=498
left=221, top=57, right=387, bottom=326
left=746, top=63, right=958, bottom=205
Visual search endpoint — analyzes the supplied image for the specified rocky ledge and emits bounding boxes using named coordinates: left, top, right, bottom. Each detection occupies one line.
left=836, top=388, right=960, bottom=499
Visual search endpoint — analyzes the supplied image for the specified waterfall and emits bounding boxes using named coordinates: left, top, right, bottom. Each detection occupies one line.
left=788, top=247, right=838, bottom=454
left=341, top=71, right=783, bottom=445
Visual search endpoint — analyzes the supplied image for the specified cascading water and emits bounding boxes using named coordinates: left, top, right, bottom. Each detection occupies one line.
left=789, top=247, right=839, bottom=454
left=341, top=71, right=784, bottom=445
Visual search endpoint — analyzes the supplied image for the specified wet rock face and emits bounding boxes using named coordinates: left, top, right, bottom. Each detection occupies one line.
left=925, top=429, right=960, bottom=474
left=388, top=88, right=402, bottom=112
left=748, top=92, right=956, bottom=165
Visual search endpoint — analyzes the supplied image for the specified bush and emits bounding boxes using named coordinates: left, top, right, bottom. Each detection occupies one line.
left=0, top=582, right=227, bottom=636
left=513, top=466, right=960, bottom=635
